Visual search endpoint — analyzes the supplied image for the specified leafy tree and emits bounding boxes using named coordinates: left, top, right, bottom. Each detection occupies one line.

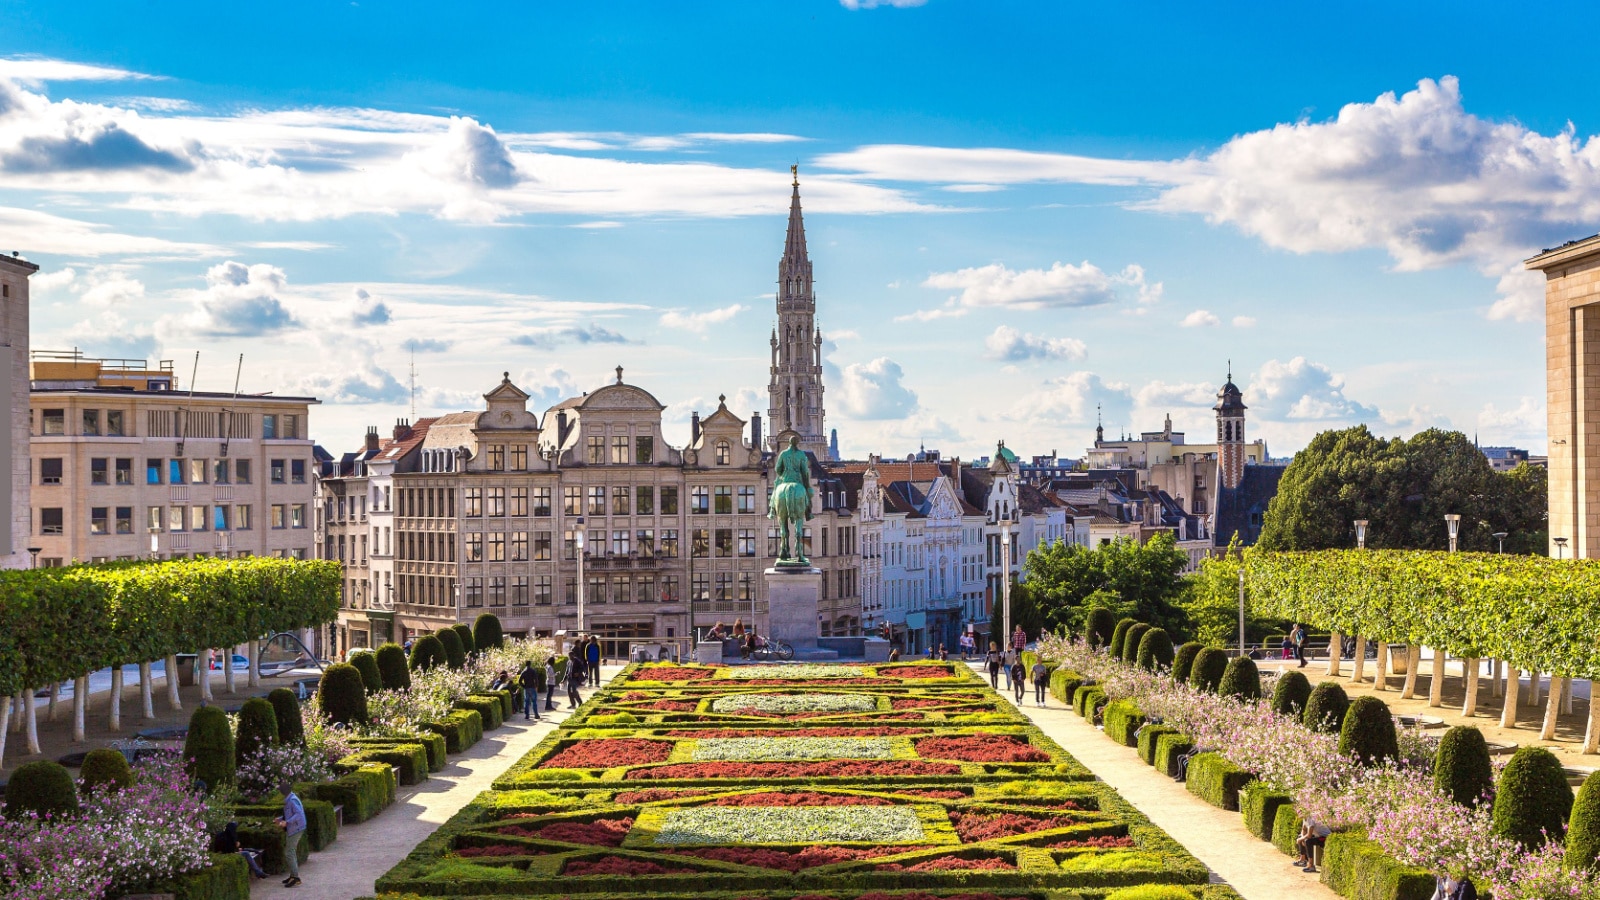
left=1084, top=606, right=1117, bottom=649
left=1023, top=534, right=1189, bottom=638
left=472, top=613, right=505, bottom=651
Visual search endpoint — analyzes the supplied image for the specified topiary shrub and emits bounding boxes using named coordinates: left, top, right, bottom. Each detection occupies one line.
left=317, top=662, right=369, bottom=728
left=1188, top=647, right=1228, bottom=693
left=1218, top=656, right=1261, bottom=701
left=1109, top=618, right=1137, bottom=658
left=1049, top=668, right=1085, bottom=704
left=1434, top=725, right=1494, bottom=808
left=183, top=705, right=236, bottom=790
left=1302, top=681, right=1351, bottom=734
left=1172, top=642, right=1203, bottom=684
left=1186, top=752, right=1253, bottom=811
left=1120, top=623, right=1150, bottom=664
left=1270, top=669, right=1312, bottom=717
left=4, top=761, right=79, bottom=819
left=1137, top=723, right=1179, bottom=767
left=1339, top=695, right=1398, bottom=766
left=1136, top=627, right=1175, bottom=672
left=1566, top=771, right=1600, bottom=870
left=1493, top=746, right=1574, bottom=849
left=268, top=688, right=304, bottom=746
left=350, top=651, right=383, bottom=695
left=1085, top=607, right=1116, bottom=650
left=451, top=623, right=476, bottom=656
left=79, top=748, right=133, bottom=793
left=437, top=628, right=467, bottom=670
left=1102, top=700, right=1146, bottom=747
left=1153, top=731, right=1195, bottom=779
left=375, top=642, right=411, bottom=691
left=472, top=613, right=505, bottom=652
left=1241, top=782, right=1293, bottom=842
left=410, top=634, right=446, bottom=671
left=234, top=697, right=280, bottom=768
left=1272, top=801, right=1303, bottom=857
left=1105, top=886, right=1198, bottom=900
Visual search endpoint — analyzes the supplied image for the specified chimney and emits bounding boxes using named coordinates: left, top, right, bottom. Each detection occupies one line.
left=393, top=418, right=411, bottom=441
left=751, top=412, right=762, bottom=450
left=365, top=426, right=381, bottom=453
left=691, top=411, right=701, bottom=445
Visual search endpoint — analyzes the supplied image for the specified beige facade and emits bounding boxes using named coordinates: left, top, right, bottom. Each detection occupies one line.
left=0, top=256, right=32, bottom=569
left=29, top=354, right=317, bottom=565
left=1529, top=235, right=1600, bottom=559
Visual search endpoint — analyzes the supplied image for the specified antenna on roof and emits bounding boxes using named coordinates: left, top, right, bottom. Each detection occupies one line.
left=220, top=354, right=243, bottom=458
left=176, top=351, right=199, bottom=457
left=409, top=347, right=417, bottom=421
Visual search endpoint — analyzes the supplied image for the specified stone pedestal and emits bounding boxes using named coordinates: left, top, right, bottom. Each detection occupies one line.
left=765, top=566, right=837, bottom=660
left=694, top=641, right=724, bottom=664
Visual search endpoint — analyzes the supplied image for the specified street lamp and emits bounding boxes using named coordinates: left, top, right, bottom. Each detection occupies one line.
left=999, top=519, right=1013, bottom=649
left=1492, top=532, right=1508, bottom=554
left=1554, top=537, right=1568, bottom=560
left=575, top=516, right=587, bottom=633
left=1445, top=514, right=1461, bottom=553
left=1354, top=519, right=1368, bottom=551
left=27, top=546, right=41, bottom=569
left=1237, top=564, right=1247, bottom=659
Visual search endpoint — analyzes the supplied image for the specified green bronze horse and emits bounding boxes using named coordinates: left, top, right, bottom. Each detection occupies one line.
left=768, top=435, right=814, bottom=566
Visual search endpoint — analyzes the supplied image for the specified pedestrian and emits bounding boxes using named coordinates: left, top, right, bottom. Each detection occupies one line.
left=586, top=636, right=602, bottom=683
left=985, top=642, right=1003, bottom=689
left=1032, top=658, right=1049, bottom=706
left=888, top=647, right=901, bottom=662
left=565, top=650, right=585, bottom=708
left=1012, top=625, right=1027, bottom=655
left=274, top=780, right=306, bottom=888
left=544, top=658, right=559, bottom=710
left=1010, top=658, right=1026, bottom=703
left=519, top=661, right=541, bottom=721
left=938, top=643, right=948, bottom=661
left=1292, top=623, right=1308, bottom=668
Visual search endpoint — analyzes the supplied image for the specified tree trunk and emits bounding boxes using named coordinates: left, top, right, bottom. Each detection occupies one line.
left=1528, top=672, right=1543, bottom=707
left=1462, top=657, right=1480, bottom=717
left=25, top=688, right=40, bottom=755
left=47, top=682, right=60, bottom=722
left=247, top=640, right=260, bottom=687
left=1349, top=636, right=1367, bottom=685
left=1401, top=645, right=1420, bottom=699
left=72, top=675, right=87, bottom=743
left=165, top=654, right=181, bottom=710
left=139, top=662, right=154, bottom=720
left=1327, top=631, right=1343, bottom=676
left=1374, top=643, right=1389, bottom=691
left=8, top=693, right=19, bottom=733
left=1542, top=676, right=1567, bottom=740
left=1428, top=648, right=1446, bottom=707
left=1563, top=677, right=1575, bottom=715
left=1585, top=683, right=1600, bottom=754
left=1492, top=659, right=1503, bottom=698
left=198, top=651, right=213, bottom=702
left=0, top=693, right=10, bottom=769
left=224, top=648, right=236, bottom=695
left=1501, top=669, right=1522, bottom=729
left=109, top=667, right=122, bottom=732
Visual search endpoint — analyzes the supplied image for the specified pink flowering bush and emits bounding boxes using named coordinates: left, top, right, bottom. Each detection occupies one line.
left=237, top=743, right=333, bottom=800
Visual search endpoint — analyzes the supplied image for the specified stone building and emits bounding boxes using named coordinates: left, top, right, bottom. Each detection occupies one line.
left=1528, top=235, right=1600, bottom=559
left=0, top=254, right=32, bottom=569
left=29, top=351, right=318, bottom=565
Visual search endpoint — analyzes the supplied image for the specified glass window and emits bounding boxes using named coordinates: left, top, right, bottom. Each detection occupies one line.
left=714, top=486, right=732, bottom=515
left=715, top=440, right=730, bottom=465
left=637, top=575, right=656, bottom=603
left=271, top=504, right=286, bottom=529
left=612, top=575, right=630, bottom=604
left=636, top=528, right=655, bottom=556
left=611, top=486, right=630, bottom=516
left=465, top=533, right=483, bottom=561
left=509, top=445, right=527, bottom=470
left=41, top=409, right=64, bottom=435
left=262, top=415, right=277, bottom=439
left=511, top=531, right=528, bottom=561
left=510, top=575, right=528, bottom=606
left=562, top=486, right=582, bottom=516
left=563, top=529, right=580, bottom=560
left=510, top=487, right=528, bottom=517
left=290, top=504, right=306, bottom=528
left=40, top=508, right=63, bottom=535
left=213, top=506, right=230, bottom=531
left=586, top=435, right=605, bottom=464
left=487, top=533, right=505, bottom=562
left=691, top=486, right=709, bottom=515
left=716, top=572, right=733, bottom=601
left=465, top=577, right=483, bottom=608
left=464, top=488, right=483, bottom=517
left=487, top=487, right=505, bottom=517
left=738, top=528, right=756, bottom=557
left=692, top=572, right=709, bottom=602
left=738, top=572, right=754, bottom=602
left=611, top=436, right=629, bottom=464
left=270, top=460, right=285, bottom=483
left=169, top=507, right=186, bottom=532
left=114, top=507, right=132, bottom=534
left=487, top=445, right=505, bottom=470
left=587, top=486, right=606, bottom=516
left=115, top=458, right=132, bottom=486
left=612, top=530, right=630, bottom=555
left=635, top=485, right=654, bottom=515
left=635, top=436, right=653, bottom=465
left=189, top=458, right=207, bottom=485
left=661, top=529, right=679, bottom=558
left=169, top=459, right=185, bottom=484
left=82, top=410, right=100, bottom=436
left=89, top=507, right=109, bottom=534
left=660, top=486, right=679, bottom=515
left=190, top=505, right=207, bottom=532
left=489, top=576, right=506, bottom=607
left=212, top=459, right=229, bottom=484
left=39, top=458, right=63, bottom=484
left=532, top=486, right=551, bottom=516
left=283, top=415, right=298, bottom=439
left=691, top=528, right=709, bottom=558
left=236, top=505, right=252, bottom=530
left=291, top=459, right=306, bottom=483
left=738, top=486, right=756, bottom=514
left=715, top=528, right=732, bottom=557
left=106, top=410, right=124, bottom=436
left=146, top=458, right=162, bottom=485
left=235, top=459, right=251, bottom=484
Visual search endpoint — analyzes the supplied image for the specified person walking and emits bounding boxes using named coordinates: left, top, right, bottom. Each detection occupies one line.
left=519, top=661, right=541, bottom=721
left=985, top=643, right=1004, bottom=689
left=1010, top=658, right=1026, bottom=704
left=565, top=649, right=585, bottom=708
left=586, top=636, right=602, bottom=684
left=1031, top=658, right=1049, bottom=706
left=544, top=658, right=559, bottom=711
left=275, top=780, right=306, bottom=888
left=1011, top=625, right=1027, bottom=655
left=1292, top=623, right=1308, bottom=668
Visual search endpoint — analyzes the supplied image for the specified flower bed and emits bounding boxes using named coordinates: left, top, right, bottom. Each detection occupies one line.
left=540, top=739, right=674, bottom=769
left=879, top=665, right=959, bottom=680
left=562, top=857, right=698, bottom=876
left=692, top=736, right=895, bottom=761
left=495, top=817, right=634, bottom=846
left=726, top=664, right=867, bottom=679
left=625, top=760, right=962, bottom=780
left=612, top=788, right=711, bottom=804
left=876, top=855, right=1018, bottom=872
left=665, top=726, right=925, bottom=738
left=950, top=811, right=1081, bottom=841
left=708, top=693, right=878, bottom=714
left=915, top=734, right=1050, bottom=763
left=664, top=843, right=921, bottom=871
left=702, top=791, right=891, bottom=807
left=629, top=666, right=719, bottom=682
left=653, top=806, right=927, bottom=845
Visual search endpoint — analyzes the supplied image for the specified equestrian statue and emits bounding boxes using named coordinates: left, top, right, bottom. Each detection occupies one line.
left=768, top=435, right=815, bottom=566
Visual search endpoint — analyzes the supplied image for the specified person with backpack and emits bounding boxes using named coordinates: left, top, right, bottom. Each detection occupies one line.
left=586, top=636, right=602, bottom=683
left=1009, top=658, right=1026, bottom=704
left=565, top=649, right=585, bottom=708
left=985, top=643, right=1004, bottom=689
left=1031, top=658, right=1049, bottom=706
left=1292, top=623, right=1308, bottom=668
left=519, top=661, right=542, bottom=721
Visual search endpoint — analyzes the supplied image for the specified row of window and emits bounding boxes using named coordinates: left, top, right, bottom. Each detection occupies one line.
left=396, top=484, right=763, bottom=519
left=35, top=548, right=309, bottom=568
left=36, top=456, right=304, bottom=486
left=583, top=435, right=656, bottom=466
left=37, top=409, right=301, bottom=440
left=37, top=503, right=307, bottom=535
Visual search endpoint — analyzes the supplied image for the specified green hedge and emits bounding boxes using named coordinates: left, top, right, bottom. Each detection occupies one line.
left=1137, top=724, right=1179, bottom=767
left=134, top=852, right=249, bottom=900
left=454, top=696, right=503, bottom=730
left=353, top=733, right=447, bottom=771
left=1154, top=732, right=1194, bottom=779
left=236, top=817, right=311, bottom=876
left=308, top=764, right=396, bottom=824
left=235, top=797, right=339, bottom=851
left=1050, top=668, right=1085, bottom=704
left=1103, top=700, right=1146, bottom=747
left=1321, top=830, right=1434, bottom=900
left=1185, top=752, right=1253, bottom=811
left=0, top=557, right=339, bottom=696
left=341, top=743, right=430, bottom=786
left=424, top=710, right=483, bottom=753
left=472, top=690, right=513, bottom=722
left=1240, top=783, right=1292, bottom=842
left=1271, top=801, right=1302, bottom=857
left=1172, top=642, right=1203, bottom=685
left=1493, top=745, right=1574, bottom=849
left=1074, top=685, right=1107, bottom=719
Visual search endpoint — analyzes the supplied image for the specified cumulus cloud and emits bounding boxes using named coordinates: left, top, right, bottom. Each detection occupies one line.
left=294, top=351, right=409, bottom=404
left=63, top=310, right=158, bottom=361
left=508, top=323, right=631, bottom=349
left=34, top=266, right=145, bottom=307
left=983, top=325, right=1086, bottom=361
left=659, top=303, right=746, bottom=332
left=172, top=261, right=299, bottom=338
left=347, top=288, right=392, bottom=327
left=1180, top=309, right=1220, bottom=328
left=1478, top=396, right=1545, bottom=438
left=1246, top=357, right=1379, bottom=421
left=836, top=357, right=918, bottom=419
left=1018, top=371, right=1133, bottom=428
left=517, top=365, right=583, bottom=411
left=401, top=337, right=452, bottom=353
left=920, top=260, right=1160, bottom=314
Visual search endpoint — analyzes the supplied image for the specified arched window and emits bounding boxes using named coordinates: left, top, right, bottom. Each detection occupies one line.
left=715, top=440, right=731, bottom=466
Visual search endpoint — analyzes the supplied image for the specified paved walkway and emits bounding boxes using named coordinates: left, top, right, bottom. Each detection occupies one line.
left=981, top=666, right=1340, bottom=900
left=253, top=665, right=618, bottom=900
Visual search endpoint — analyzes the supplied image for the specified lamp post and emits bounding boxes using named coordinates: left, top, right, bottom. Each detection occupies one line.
left=28, top=546, right=41, bottom=569
left=575, top=516, right=586, bottom=633
left=1555, top=537, right=1569, bottom=560
left=1349, top=520, right=1371, bottom=686
left=1445, top=514, right=1461, bottom=553
left=999, top=519, right=1013, bottom=649
left=1237, top=564, right=1246, bottom=659
left=1492, top=532, right=1508, bottom=554
left=1354, top=519, right=1368, bottom=551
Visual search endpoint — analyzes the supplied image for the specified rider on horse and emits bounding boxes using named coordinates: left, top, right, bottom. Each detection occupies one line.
left=768, top=435, right=815, bottom=565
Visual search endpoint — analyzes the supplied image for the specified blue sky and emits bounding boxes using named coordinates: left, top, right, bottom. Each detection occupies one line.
left=1, top=1, right=1594, bottom=458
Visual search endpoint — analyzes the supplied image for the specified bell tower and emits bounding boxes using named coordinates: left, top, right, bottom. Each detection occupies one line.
left=1215, top=363, right=1247, bottom=490
left=767, top=166, right=828, bottom=455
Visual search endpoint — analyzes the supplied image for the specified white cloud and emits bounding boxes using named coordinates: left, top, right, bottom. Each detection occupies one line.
left=837, top=357, right=918, bottom=419
left=1018, top=371, right=1133, bottom=427
left=1487, top=265, right=1546, bottom=323
left=347, top=288, right=392, bottom=327
left=893, top=304, right=967, bottom=323
left=1247, top=357, right=1379, bottom=421
left=920, top=260, right=1160, bottom=313
left=401, top=337, right=452, bottom=353
left=942, top=183, right=1003, bottom=193
left=508, top=323, right=631, bottom=349
left=169, top=261, right=299, bottom=338
left=0, top=206, right=221, bottom=258
left=840, top=0, right=927, bottom=8
left=292, top=339, right=409, bottom=405
left=62, top=310, right=158, bottom=361
left=1233, top=315, right=1257, bottom=328
left=983, top=325, right=1086, bottom=361
left=1478, top=396, right=1545, bottom=439
left=0, top=58, right=157, bottom=83
left=659, top=303, right=746, bottom=333
left=1180, top=309, right=1220, bottom=328
left=517, top=365, right=582, bottom=412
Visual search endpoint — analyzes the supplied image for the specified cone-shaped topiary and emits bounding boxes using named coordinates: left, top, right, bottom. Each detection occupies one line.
left=376, top=642, right=411, bottom=691
left=1120, top=624, right=1150, bottom=664
left=1085, top=607, right=1116, bottom=650
left=1566, top=770, right=1600, bottom=870
left=410, top=633, right=446, bottom=671
left=1271, top=670, right=1312, bottom=717
left=4, top=761, right=79, bottom=819
left=437, top=628, right=467, bottom=670
left=1188, top=647, right=1229, bottom=693
left=1434, top=725, right=1494, bottom=808
left=350, top=651, right=383, bottom=695
left=268, top=688, right=304, bottom=746
left=1136, top=628, right=1175, bottom=671
left=1493, top=746, right=1574, bottom=849
left=451, top=623, right=476, bottom=656
left=79, top=748, right=133, bottom=793
left=1172, top=642, right=1204, bottom=685
left=472, top=613, right=505, bottom=652
left=234, top=697, right=280, bottom=768
left=1109, top=618, right=1137, bottom=658
left=183, top=705, right=236, bottom=790
left=1338, top=695, right=1398, bottom=766
left=1218, top=656, right=1262, bottom=701
left=317, top=662, right=369, bottom=728
left=1302, top=681, right=1351, bottom=734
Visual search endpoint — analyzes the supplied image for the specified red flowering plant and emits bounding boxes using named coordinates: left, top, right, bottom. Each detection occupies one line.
left=664, top=727, right=927, bottom=739
left=562, top=856, right=699, bottom=876
left=664, top=844, right=923, bottom=872
left=624, top=760, right=961, bottom=780
left=702, top=791, right=891, bottom=807
left=539, top=739, right=673, bottom=769
left=492, top=817, right=634, bottom=847
left=914, top=733, right=1050, bottom=763
left=876, top=854, right=1018, bottom=872
left=950, top=810, right=1081, bottom=841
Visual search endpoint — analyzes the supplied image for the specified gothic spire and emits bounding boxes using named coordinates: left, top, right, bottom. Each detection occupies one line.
left=783, top=164, right=808, bottom=266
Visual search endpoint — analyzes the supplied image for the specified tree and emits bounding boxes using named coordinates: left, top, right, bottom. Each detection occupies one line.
left=1179, top=535, right=1283, bottom=645
left=1494, top=747, right=1574, bottom=849
left=1023, top=534, right=1189, bottom=638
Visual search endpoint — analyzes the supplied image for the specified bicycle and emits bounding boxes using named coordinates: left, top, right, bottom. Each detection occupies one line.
left=746, top=639, right=795, bottom=662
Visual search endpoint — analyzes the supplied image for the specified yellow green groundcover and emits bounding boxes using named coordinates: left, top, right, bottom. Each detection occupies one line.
left=373, top=660, right=1234, bottom=899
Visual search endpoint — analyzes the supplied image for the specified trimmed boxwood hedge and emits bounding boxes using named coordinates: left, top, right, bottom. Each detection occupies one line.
left=1086, top=607, right=1117, bottom=649
left=1492, top=745, right=1574, bottom=849
left=1136, top=628, right=1175, bottom=672
left=1271, top=669, right=1312, bottom=716
left=1121, top=624, right=1151, bottom=664
left=268, top=687, right=305, bottom=746
left=1171, top=642, right=1203, bottom=685
left=410, top=633, right=447, bottom=671
left=353, top=733, right=447, bottom=772
left=454, top=696, right=503, bottom=730
left=236, top=817, right=310, bottom=876
left=1433, top=725, right=1494, bottom=808
left=1321, top=830, right=1434, bottom=900
left=3, top=760, right=78, bottom=819
left=438, top=628, right=467, bottom=669
left=1567, top=769, right=1600, bottom=870
left=1185, top=752, right=1253, bottom=811
left=1188, top=647, right=1228, bottom=693
left=1154, top=732, right=1194, bottom=779
left=1137, top=724, right=1179, bottom=767
left=472, top=690, right=513, bottom=722
left=1339, top=696, right=1398, bottom=766
left=341, top=743, right=429, bottom=786
left=1110, top=617, right=1137, bottom=658
left=351, top=651, right=384, bottom=695
left=1271, top=801, right=1302, bottom=857
left=423, top=710, right=483, bottom=753
left=1103, top=699, right=1146, bottom=747
left=80, top=747, right=133, bottom=792
left=1050, top=668, right=1085, bottom=704
left=1074, top=685, right=1107, bottom=719
left=308, top=763, right=396, bottom=824
left=1240, top=782, right=1292, bottom=842
left=472, top=613, right=504, bottom=652
left=1303, top=681, right=1351, bottom=734
left=183, top=705, right=235, bottom=789
left=235, top=797, right=339, bottom=851
left=1218, top=657, right=1261, bottom=701
left=234, top=696, right=279, bottom=768
left=450, top=623, right=476, bottom=656
left=138, top=852, right=249, bottom=900
left=318, top=662, right=369, bottom=728
left=375, top=642, right=411, bottom=691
